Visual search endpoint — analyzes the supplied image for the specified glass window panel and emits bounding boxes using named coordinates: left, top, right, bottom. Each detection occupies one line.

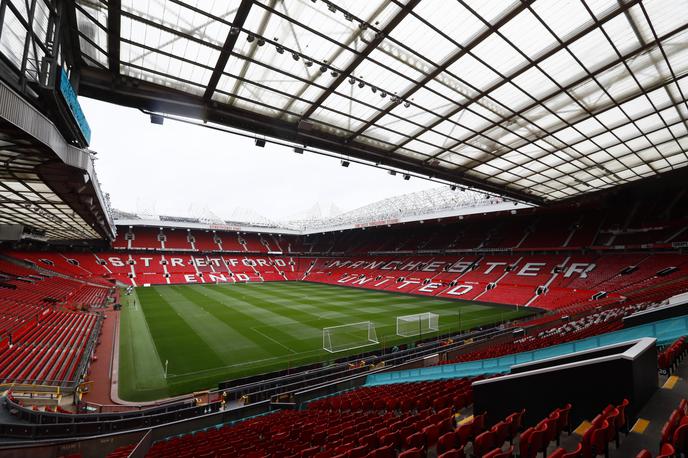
left=531, top=0, right=591, bottom=40
left=463, top=0, right=518, bottom=26
left=643, top=0, right=688, bottom=38
left=415, top=0, right=484, bottom=47
left=389, top=14, right=454, bottom=64
left=1, top=10, right=27, bottom=70
left=447, top=53, right=501, bottom=91
left=512, top=67, right=559, bottom=100
left=568, top=28, right=618, bottom=72
left=451, top=109, right=491, bottom=132
left=538, top=48, right=586, bottom=86
left=403, top=139, right=439, bottom=155
left=472, top=32, right=527, bottom=77
left=500, top=10, right=556, bottom=59
left=601, top=9, right=643, bottom=56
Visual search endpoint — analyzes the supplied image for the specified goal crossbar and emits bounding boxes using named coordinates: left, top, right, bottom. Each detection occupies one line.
left=323, top=321, right=379, bottom=353
left=396, top=312, right=439, bottom=337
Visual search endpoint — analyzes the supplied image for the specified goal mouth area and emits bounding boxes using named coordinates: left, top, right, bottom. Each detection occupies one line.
left=396, top=312, right=439, bottom=338
left=323, top=321, right=379, bottom=354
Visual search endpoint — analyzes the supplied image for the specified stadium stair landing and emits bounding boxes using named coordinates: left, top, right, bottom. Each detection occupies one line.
left=590, top=355, right=688, bottom=457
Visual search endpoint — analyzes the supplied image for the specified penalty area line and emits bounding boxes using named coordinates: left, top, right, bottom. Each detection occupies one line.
left=250, top=326, right=298, bottom=354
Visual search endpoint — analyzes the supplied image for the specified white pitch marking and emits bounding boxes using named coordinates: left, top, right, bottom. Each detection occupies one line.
left=250, top=326, right=297, bottom=354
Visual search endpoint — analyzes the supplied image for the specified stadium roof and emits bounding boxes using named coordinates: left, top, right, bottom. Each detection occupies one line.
left=114, top=186, right=530, bottom=234
left=73, top=0, right=688, bottom=204
left=0, top=79, right=115, bottom=241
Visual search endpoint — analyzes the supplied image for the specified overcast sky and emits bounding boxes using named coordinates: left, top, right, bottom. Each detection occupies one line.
left=81, top=98, right=437, bottom=222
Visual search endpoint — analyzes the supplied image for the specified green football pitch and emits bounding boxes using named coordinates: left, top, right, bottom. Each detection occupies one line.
left=117, top=282, right=533, bottom=401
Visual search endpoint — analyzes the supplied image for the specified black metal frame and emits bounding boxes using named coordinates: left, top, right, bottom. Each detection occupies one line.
left=53, top=0, right=688, bottom=202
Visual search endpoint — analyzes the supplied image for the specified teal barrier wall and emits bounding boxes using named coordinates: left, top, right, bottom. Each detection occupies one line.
left=366, top=313, right=688, bottom=386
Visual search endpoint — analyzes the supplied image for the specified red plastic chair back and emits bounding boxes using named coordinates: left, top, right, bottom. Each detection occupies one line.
left=438, top=431, right=457, bottom=454
left=658, top=442, right=676, bottom=458
left=519, top=427, right=534, bottom=458
left=673, top=423, right=688, bottom=454
left=561, top=443, right=583, bottom=458
left=474, top=430, right=497, bottom=458
left=456, top=422, right=473, bottom=446
left=398, top=448, right=423, bottom=458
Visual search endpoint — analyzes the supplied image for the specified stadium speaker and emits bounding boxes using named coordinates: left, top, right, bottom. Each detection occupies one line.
left=293, top=147, right=304, bottom=154
left=403, top=174, right=410, bottom=180
left=255, top=138, right=266, bottom=147
left=340, top=160, right=350, bottom=167
left=150, top=114, right=164, bottom=125
left=450, top=185, right=457, bottom=191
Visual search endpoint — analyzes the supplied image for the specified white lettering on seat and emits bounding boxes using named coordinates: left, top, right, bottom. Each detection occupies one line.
left=563, top=263, right=596, bottom=278
left=419, top=282, right=441, bottom=293
left=484, top=262, right=507, bottom=274
left=445, top=284, right=474, bottom=296
left=517, top=262, right=546, bottom=276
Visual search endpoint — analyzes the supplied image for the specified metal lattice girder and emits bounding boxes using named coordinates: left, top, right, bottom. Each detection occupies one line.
left=66, top=0, right=688, bottom=202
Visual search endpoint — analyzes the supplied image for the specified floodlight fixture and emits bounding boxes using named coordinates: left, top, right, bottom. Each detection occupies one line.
left=255, top=138, right=266, bottom=147
left=150, top=114, right=164, bottom=125
left=340, top=160, right=350, bottom=167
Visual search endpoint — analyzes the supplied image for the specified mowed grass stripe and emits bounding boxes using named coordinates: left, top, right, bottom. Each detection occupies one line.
left=227, top=284, right=361, bottom=324
left=137, top=287, right=225, bottom=372
left=177, top=285, right=316, bottom=355
left=156, top=286, right=262, bottom=358
left=172, top=285, right=297, bottom=356
left=119, top=282, right=534, bottom=401
left=179, top=284, right=304, bottom=331
left=213, top=283, right=360, bottom=325
left=234, top=284, right=419, bottom=332
left=204, top=285, right=326, bottom=338
left=118, top=290, right=168, bottom=401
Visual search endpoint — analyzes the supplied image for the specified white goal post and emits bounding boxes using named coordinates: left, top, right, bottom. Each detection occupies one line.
left=323, top=321, right=379, bottom=353
left=396, top=312, right=439, bottom=337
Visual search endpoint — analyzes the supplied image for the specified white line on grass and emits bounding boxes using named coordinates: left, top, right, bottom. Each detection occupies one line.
left=250, top=326, right=298, bottom=354
left=165, top=348, right=328, bottom=379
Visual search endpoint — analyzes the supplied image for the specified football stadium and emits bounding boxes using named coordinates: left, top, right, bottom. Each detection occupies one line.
left=1, top=1, right=688, bottom=457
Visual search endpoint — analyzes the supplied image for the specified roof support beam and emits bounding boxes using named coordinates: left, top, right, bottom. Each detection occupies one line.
left=348, top=0, right=534, bottom=141
left=78, top=66, right=541, bottom=204
left=424, top=15, right=688, bottom=164
left=300, top=0, right=422, bottom=120
left=204, top=0, right=253, bottom=101
left=107, top=0, right=121, bottom=74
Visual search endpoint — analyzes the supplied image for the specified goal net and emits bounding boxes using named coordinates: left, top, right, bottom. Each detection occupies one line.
left=396, top=312, right=439, bottom=337
left=323, top=321, right=379, bottom=353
